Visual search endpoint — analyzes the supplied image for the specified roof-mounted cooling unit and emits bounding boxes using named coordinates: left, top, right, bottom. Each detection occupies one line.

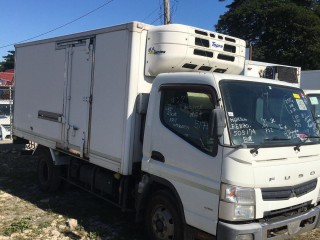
left=145, top=24, right=246, bottom=77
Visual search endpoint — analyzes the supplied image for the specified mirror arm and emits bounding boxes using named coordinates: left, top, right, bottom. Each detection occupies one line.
left=217, top=139, right=245, bottom=149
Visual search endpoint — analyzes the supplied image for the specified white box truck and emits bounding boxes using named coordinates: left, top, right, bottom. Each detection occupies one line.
left=13, top=22, right=320, bottom=240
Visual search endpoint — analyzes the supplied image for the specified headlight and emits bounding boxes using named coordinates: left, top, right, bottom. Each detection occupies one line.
left=220, top=183, right=255, bottom=221
left=221, top=184, right=255, bottom=204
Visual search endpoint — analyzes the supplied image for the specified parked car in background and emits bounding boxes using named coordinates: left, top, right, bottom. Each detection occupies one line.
left=0, top=99, right=12, bottom=140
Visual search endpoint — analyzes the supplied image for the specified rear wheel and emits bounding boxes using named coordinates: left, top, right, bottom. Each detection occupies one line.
left=146, top=191, right=184, bottom=240
left=37, top=148, right=62, bottom=192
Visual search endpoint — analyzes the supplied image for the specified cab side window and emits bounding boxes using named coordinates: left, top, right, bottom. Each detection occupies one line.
left=161, top=86, right=217, bottom=155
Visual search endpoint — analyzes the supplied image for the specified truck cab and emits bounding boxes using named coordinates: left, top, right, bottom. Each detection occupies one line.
left=140, top=72, right=320, bottom=239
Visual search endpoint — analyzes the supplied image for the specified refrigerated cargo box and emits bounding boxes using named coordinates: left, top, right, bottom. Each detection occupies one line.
left=14, top=22, right=153, bottom=174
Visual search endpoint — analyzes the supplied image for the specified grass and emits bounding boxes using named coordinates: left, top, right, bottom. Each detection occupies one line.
left=88, top=231, right=98, bottom=239
left=38, top=221, right=50, bottom=229
left=3, top=217, right=32, bottom=236
left=0, top=152, right=148, bottom=240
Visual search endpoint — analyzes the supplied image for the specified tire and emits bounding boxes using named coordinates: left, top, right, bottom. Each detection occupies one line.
left=146, top=191, right=184, bottom=240
left=37, top=148, right=62, bottom=192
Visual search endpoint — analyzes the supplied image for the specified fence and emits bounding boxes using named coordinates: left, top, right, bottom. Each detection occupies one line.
left=0, top=86, right=13, bottom=141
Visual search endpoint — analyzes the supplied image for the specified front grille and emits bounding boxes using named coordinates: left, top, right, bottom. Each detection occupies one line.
left=262, top=179, right=317, bottom=201
left=263, top=201, right=312, bottom=219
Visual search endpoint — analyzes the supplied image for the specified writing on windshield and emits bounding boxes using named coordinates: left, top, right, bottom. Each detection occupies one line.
left=220, top=81, right=320, bottom=146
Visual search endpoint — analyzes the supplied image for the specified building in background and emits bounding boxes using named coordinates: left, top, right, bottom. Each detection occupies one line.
left=0, top=69, right=14, bottom=85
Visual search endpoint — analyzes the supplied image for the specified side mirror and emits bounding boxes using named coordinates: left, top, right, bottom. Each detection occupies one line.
left=210, top=108, right=226, bottom=137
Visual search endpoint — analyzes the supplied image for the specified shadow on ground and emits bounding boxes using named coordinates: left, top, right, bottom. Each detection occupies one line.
left=0, top=145, right=146, bottom=240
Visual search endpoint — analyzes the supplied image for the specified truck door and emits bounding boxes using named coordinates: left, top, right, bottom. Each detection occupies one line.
left=62, top=38, right=94, bottom=157
left=143, top=84, right=222, bottom=236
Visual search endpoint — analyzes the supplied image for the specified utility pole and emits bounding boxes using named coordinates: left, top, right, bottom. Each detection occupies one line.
left=164, top=0, right=171, bottom=24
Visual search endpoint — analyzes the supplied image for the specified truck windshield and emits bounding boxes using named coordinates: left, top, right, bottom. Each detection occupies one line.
left=220, top=81, right=320, bottom=146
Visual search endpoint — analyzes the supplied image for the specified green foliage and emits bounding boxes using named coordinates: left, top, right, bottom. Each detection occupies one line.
left=215, top=0, right=320, bottom=70
left=38, top=221, right=51, bottom=229
left=0, top=50, right=15, bottom=72
left=3, top=217, right=32, bottom=236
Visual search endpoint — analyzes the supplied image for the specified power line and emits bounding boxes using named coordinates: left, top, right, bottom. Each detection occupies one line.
left=0, top=0, right=115, bottom=50
left=141, top=7, right=159, bottom=22
left=149, top=0, right=178, bottom=25
left=150, top=13, right=164, bottom=25
left=170, top=0, right=179, bottom=22
left=146, top=2, right=164, bottom=25
left=159, top=0, right=164, bottom=24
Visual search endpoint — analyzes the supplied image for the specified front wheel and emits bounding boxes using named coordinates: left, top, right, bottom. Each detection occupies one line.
left=145, top=191, right=184, bottom=240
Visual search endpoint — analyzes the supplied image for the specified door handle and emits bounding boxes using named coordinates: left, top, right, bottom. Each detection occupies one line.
left=151, top=151, right=165, bottom=163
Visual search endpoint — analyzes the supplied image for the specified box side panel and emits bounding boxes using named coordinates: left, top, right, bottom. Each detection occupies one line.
left=89, top=30, right=131, bottom=171
left=14, top=42, right=65, bottom=144
left=121, top=28, right=152, bottom=175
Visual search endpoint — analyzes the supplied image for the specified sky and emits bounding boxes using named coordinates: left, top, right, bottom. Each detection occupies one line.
left=0, top=0, right=233, bottom=61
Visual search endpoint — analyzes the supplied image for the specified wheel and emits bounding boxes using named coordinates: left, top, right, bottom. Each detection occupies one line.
left=37, top=148, right=62, bottom=192
left=146, top=191, right=184, bottom=240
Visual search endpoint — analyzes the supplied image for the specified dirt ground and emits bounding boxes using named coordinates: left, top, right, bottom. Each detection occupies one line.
left=0, top=147, right=146, bottom=240
left=0, top=146, right=320, bottom=240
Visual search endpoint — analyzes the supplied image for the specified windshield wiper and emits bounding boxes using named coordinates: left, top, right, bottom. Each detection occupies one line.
left=294, top=135, right=320, bottom=151
left=264, top=137, right=290, bottom=141
left=250, top=137, right=290, bottom=154
left=305, top=136, right=320, bottom=139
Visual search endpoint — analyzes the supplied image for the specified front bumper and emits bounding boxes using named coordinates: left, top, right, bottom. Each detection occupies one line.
left=217, top=206, right=320, bottom=240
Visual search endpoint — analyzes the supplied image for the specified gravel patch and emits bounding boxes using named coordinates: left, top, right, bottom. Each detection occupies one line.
left=0, top=150, right=146, bottom=240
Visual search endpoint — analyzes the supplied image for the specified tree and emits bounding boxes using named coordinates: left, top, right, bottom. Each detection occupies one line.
left=215, top=0, right=320, bottom=70
left=0, top=51, right=15, bottom=72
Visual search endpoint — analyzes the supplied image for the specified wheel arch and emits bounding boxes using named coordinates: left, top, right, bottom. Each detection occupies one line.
left=33, top=144, right=50, bottom=156
left=34, top=145, right=70, bottom=166
left=136, top=174, right=186, bottom=224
